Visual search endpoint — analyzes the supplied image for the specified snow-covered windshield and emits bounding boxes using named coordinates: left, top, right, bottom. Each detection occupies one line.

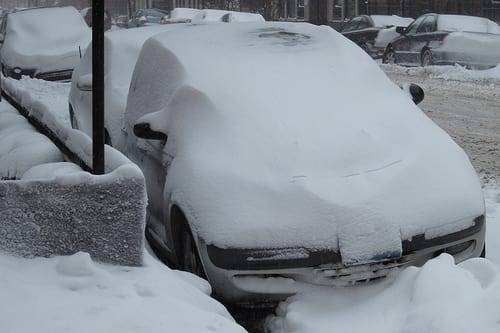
left=371, top=15, right=413, bottom=28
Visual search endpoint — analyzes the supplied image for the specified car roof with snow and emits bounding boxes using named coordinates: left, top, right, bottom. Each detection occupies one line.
left=126, top=22, right=483, bottom=250
left=370, top=15, right=413, bottom=28
left=437, top=14, right=500, bottom=34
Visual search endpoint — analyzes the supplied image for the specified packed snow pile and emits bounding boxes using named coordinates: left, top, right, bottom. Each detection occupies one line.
left=0, top=6, right=91, bottom=74
left=381, top=63, right=500, bottom=84
left=0, top=251, right=245, bottom=333
left=0, top=102, right=64, bottom=179
left=125, top=22, right=484, bottom=261
left=267, top=254, right=500, bottom=333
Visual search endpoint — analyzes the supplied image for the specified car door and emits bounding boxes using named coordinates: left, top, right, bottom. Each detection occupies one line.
left=127, top=134, right=172, bottom=250
left=392, top=15, right=426, bottom=65
left=408, top=15, right=438, bottom=64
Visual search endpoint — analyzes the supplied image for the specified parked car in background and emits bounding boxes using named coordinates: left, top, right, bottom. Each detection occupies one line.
left=113, top=15, right=129, bottom=29
left=128, top=8, right=169, bottom=28
left=80, top=7, right=112, bottom=31
left=0, top=6, right=91, bottom=81
left=161, top=8, right=265, bottom=24
left=116, top=22, right=484, bottom=304
left=383, top=14, right=500, bottom=68
left=341, top=15, right=413, bottom=58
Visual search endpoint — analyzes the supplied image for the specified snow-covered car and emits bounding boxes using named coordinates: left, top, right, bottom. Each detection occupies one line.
left=0, top=6, right=91, bottom=81
left=69, top=24, right=186, bottom=146
left=383, top=14, right=500, bottom=68
left=128, top=8, right=169, bottom=28
left=117, top=22, right=485, bottom=304
left=161, top=8, right=265, bottom=24
left=341, top=15, right=413, bottom=58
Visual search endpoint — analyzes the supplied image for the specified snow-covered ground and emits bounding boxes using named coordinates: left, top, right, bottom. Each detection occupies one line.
left=0, top=250, right=245, bottom=333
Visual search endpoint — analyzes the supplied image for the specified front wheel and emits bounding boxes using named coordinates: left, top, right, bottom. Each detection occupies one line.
left=383, top=48, right=395, bottom=64
left=180, top=226, right=206, bottom=279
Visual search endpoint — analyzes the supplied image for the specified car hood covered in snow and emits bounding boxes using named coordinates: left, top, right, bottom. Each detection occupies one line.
left=125, top=22, right=484, bottom=261
left=1, top=7, right=91, bottom=73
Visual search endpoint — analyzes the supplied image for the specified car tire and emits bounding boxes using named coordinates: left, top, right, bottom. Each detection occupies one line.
left=383, top=48, right=395, bottom=64
left=421, top=49, right=434, bottom=67
left=180, top=225, right=207, bottom=279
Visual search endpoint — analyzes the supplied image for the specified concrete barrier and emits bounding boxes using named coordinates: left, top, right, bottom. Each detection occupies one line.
left=0, top=78, right=147, bottom=266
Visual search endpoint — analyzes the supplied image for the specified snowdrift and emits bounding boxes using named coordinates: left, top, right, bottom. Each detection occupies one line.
left=267, top=254, right=500, bottom=333
left=0, top=78, right=147, bottom=266
left=0, top=251, right=245, bottom=333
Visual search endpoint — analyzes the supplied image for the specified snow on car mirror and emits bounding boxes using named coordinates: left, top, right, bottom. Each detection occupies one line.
left=76, top=74, right=92, bottom=91
left=139, top=16, right=147, bottom=25
left=133, top=122, right=168, bottom=141
left=401, top=83, right=425, bottom=105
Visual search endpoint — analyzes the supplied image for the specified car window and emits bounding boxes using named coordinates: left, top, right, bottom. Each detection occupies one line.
left=342, top=17, right=362, bottom=32
left=357, top=17, right=372, bottom=30
left=406, top=15, right=426, bottom=35
left=417, top=15, right=436, bottom=33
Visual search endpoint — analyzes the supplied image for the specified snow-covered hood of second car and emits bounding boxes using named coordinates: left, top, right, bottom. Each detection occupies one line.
left=132, top=23, right=485, bottom=251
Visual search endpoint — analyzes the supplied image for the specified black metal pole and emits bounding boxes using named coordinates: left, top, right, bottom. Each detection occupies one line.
left=92, top=0, right=105, bottom=175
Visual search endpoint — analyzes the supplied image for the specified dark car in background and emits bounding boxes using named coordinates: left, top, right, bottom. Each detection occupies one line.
left=128, top=8, right=169, bottom=28
left=80, top=7, right=112, bottom=31
left=341, top=15, right=413, bottom=58
left=383, top=14, right=500, bottom=68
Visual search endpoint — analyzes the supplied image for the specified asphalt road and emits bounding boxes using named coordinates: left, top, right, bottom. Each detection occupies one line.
left=383, top=66, right=500, bottom=184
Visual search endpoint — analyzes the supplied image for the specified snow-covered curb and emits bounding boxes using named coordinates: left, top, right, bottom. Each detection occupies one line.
left=0, top=78, right=148, bottom=266
left=0, top=251, right=246, bottom=333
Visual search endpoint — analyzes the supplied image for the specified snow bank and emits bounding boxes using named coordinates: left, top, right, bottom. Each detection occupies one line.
left=0, top=251, right=245, bottom=333
left=126, top=22, right=484, bottom=259
left=381, top=63, right=500, bottom=84
left=1, top=6, right=91, bottom=74
left=0, top=102, right=64, bottom=179
left=1, top=78, right=147, bottom=266
left=267, top=254, right=500, bottom=333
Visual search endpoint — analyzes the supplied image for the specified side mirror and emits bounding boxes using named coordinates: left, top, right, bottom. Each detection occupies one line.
left=133, top=122, right=168, bottom=141
left=138, top=16, right=147, bottom=25
left=396, top=26, right=407, bottom=34
left=76, top=74, right=92, bottom=91
left=402, top=83, right=425, bottom=105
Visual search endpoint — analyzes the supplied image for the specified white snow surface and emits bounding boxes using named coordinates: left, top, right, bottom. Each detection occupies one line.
left=438, top=15, right=500, bottom=34
left=267, top=254, right=500, bottom=333
left=0, top=251, right=245, bottom=333
left=169, top=7, right=202, bottom=20
left=370, top=15, right=413, bottom=28
left=0, top=102, right=64, bottom=179
left=374, top=26, right=401, bottom=48
left=0, top=6, right=91, bottom=73
left=125, top=22, right=484, bottom=257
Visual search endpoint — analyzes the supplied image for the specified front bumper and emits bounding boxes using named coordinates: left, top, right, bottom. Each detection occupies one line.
left=200, top=216, right=485, bottom=305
